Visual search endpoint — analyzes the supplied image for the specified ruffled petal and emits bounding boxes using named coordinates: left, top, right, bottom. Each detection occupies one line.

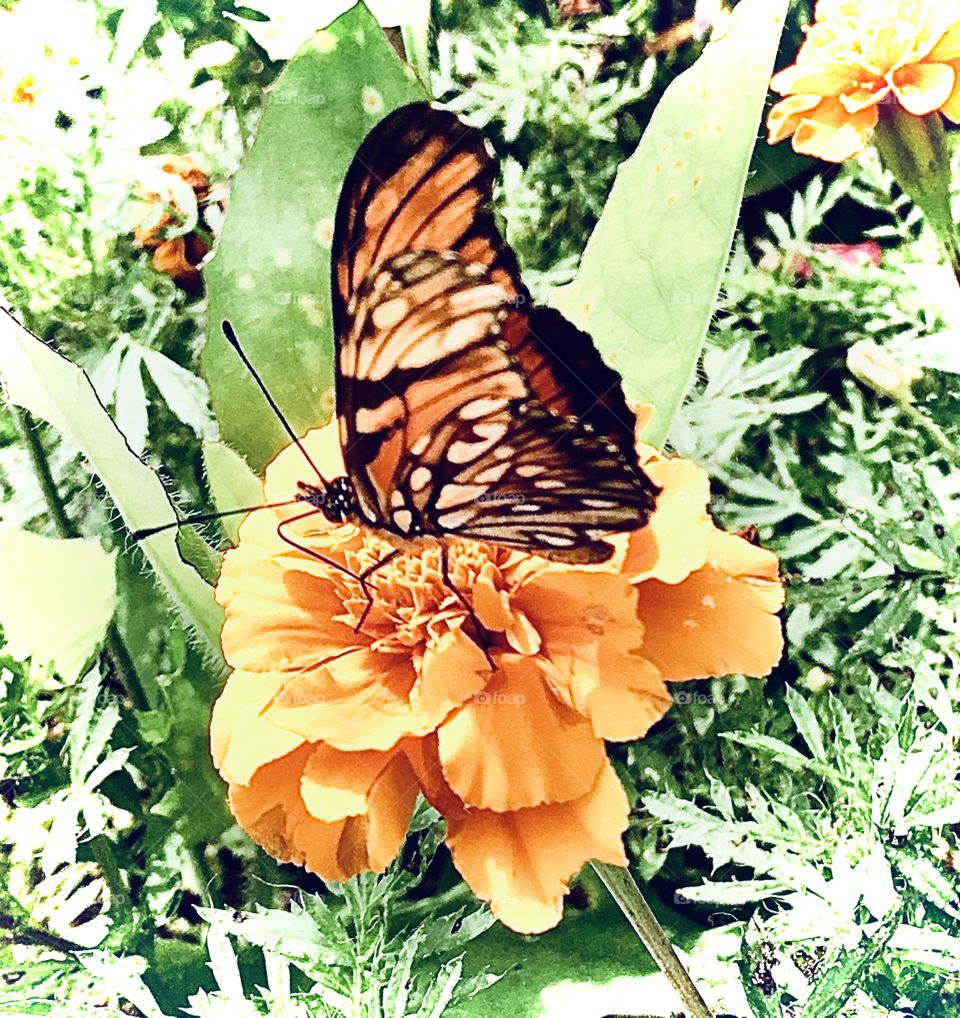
left=636, top=529, right=784, bottom=681
left=624, top=452, right=713, bottom=584
left=930, top=22, right=960, bottom=62
left=515, top=569, right=669, bottom=741
left=444, top=760, right=630, bottom=934
left=437, top=654, right=604, bottom=811
left=227, top=743, right=418, bottom=881
left=473, top=562, right=541, bottom=654
left=767, top=93, right=826, bottom=145
left=791, top=96, right=878, bottom=162
left=267, top=619, right=488, bottom=752
left=218, top=543, right=362, bottom=673
left=890, top=60, right=955, bottom=115
left=770, top=60, right=869, bottom=98
left=211, top=669, right=305, bottom=784
left=941, top=59, right=960, bottom=120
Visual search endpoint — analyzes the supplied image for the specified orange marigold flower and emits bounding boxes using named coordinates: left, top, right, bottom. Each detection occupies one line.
left=210, top=419, right=784, bottom=933
left=134, top=155, right=225, bottom=294
left=768, top=0, right=960, bottom=162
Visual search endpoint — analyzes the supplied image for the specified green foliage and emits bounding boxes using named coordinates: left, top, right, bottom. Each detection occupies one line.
left=554, top=0, right=788, bottom=446
left=0, top=312, right=223, bottom=658
left=0, top=529, right=117, bottom=682
left=203, top=4, right=425, bottom=472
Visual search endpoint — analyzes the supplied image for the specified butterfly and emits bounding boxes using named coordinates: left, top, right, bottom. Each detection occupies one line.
left=289, top=101, right=659, bottom=566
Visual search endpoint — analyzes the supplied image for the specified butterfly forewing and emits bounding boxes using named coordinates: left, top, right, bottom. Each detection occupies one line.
left=332, top=103, right=642, bottom=459
left=338, top=251, right=658, bottom=562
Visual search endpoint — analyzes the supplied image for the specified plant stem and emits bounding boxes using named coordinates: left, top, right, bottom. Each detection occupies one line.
left=190, top=845, right=222, bottom=910
left=592, top=862, right=714, bottom=1018
left=11, top=406, right=149, bottom=711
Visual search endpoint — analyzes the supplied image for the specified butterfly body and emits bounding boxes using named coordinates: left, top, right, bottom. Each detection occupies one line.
left=325, top=103, right=660, bottom=565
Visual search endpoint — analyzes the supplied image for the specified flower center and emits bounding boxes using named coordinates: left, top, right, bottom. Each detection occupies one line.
left=333, top=535, right=513, bottom=654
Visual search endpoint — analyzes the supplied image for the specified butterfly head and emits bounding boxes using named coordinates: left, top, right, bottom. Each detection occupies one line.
left=296, top=477, right=358, bottom=525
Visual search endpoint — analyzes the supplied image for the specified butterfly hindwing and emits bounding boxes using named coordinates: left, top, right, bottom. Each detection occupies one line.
left=338, top=251, right=658, bottom=562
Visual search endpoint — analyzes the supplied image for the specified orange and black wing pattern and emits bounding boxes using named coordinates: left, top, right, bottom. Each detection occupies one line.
left=331, top=104, right=659, bottom=562
left=337, top=252, right=657, bottom=562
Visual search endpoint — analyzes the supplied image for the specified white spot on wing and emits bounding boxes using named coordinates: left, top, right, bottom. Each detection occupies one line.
left=460, top=398, right=508, bottom=420
left=437, top=509, right=474, bottom=529
left=410, top=466, right=432, bottom=492
left=436, top=483, right=486, bottom=510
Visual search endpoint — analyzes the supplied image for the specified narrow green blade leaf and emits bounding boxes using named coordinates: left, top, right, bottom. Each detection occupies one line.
left=0, top=529, right=116, bottom=682
left=202, top=440, right=263, bottom=544
left=203, top=3, right=425, bottom=472
left=0, top=311, right=224, bottom=662
left=552, top=0, right=788, bottom=447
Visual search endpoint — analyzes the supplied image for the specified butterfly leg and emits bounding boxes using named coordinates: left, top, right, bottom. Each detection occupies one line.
left=353, top=548, right=402, bottom=633
left=440, top=544, right=495, bottom=671
left=276, top=513, right=400, bottom=633
left=276, top=510, right=360, bottom=579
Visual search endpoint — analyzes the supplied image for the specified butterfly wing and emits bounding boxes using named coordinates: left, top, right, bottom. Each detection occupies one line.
left=332, top=102, right=640, bottom=461
left=338, top=252, right=658, bottom=562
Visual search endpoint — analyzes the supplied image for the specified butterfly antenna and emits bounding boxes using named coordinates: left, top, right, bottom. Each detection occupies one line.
left=220, top=320, right=327, bottom=483
left=130, top=500, right=300, bottom=541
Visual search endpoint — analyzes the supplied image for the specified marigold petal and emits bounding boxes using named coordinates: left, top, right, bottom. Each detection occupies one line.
left=941, top=60, right=960, bottom=120
left=473, top=562, right=542, bottom=654
left=636, top=529, right=784, bottom=681
left=891, top=61, right=955, bottom=115
left=415, top=619, right=493, bottom=717
left=437, top=655, right=604, bottom=811
left=767, top=93, right=825, bottom=144
left=218, top=547, right=361, bottom=673
left=262, top=423, right=346, bottom=505
left=444, top=760, right=629, bottom=934
left=624, top=455, right=712, bottom=584
left=839, top=84, right=891, bottom=112
left=472, top=562, right=513, bottom=632
left=268, top=650, right=418, bottom=751
left=228, top=743, right=417, bottom=881
left=541, top=653, right=670, bottom=743
left=268, top=622, right=488, bottom=752
left=770, top=60, right=867, bottom=98
left=514, top=568, right=669, bottom=740
left=211, top=669, right=306, bottom=784
left=930, top=22, right=960, bottom=62
left=300, top=743, right=417, bottom=824
left=791, top=96, right=878, bottom=162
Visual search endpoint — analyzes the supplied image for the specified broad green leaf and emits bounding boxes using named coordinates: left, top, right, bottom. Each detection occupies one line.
left=552, top=0, right=787, bottom=448
left=0, top=311, right=224, bottom=661
left=453, top=870, right=707, bottom=1018
left=203, top=3, right=425, bottom=472
left=202, top=440, right=263, bottom=543
left=0, top=528, right=116, bottom=682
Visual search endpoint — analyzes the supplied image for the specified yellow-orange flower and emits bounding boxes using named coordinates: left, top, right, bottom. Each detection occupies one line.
left=210, top=419, right=784, bottom=933
left=768, top=0, right=960, bottom=162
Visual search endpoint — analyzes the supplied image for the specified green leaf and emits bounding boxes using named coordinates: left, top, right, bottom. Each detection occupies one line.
left=0, top=311, right=224, bottom=662
left=800, top=911, right=901, bottom=1018
left=203, top=4, right=425, bottom=472
left=0, top=529, right=116, bottom=682
left=551, top=0, right=788, bottom=447
left=202, top=440, right=263, bottom=544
